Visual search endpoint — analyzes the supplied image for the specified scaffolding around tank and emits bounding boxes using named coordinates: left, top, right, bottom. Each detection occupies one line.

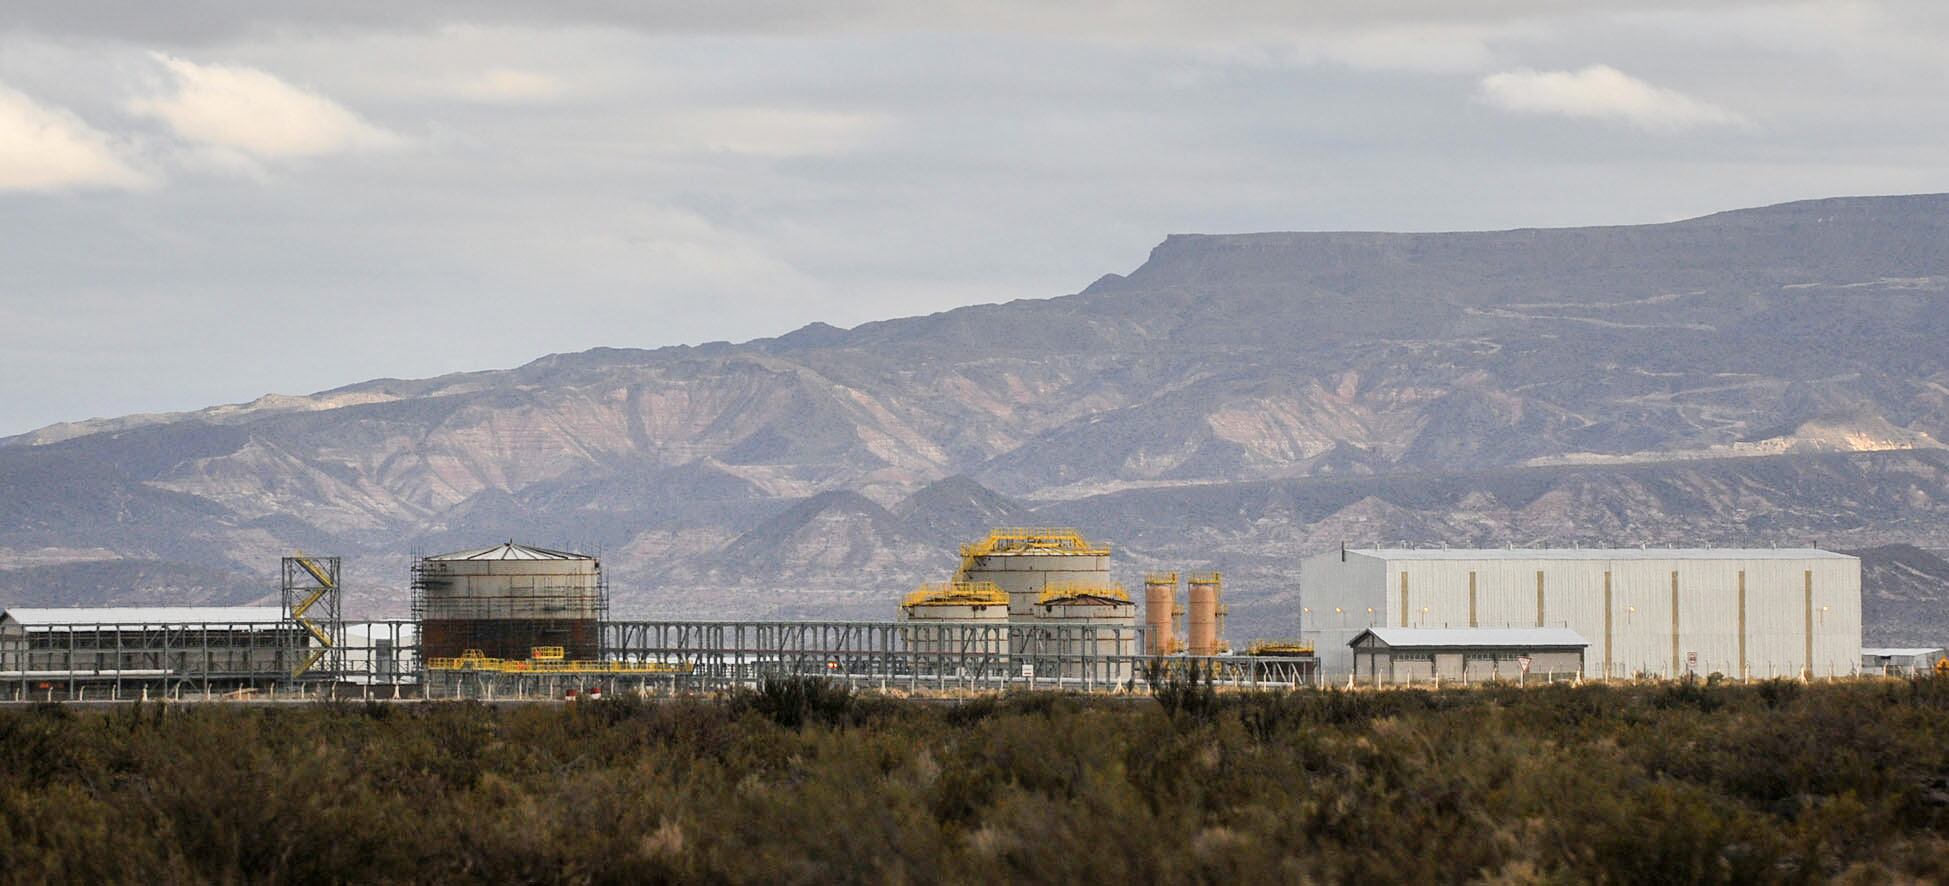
left=412, top=542, right=608, bottom=665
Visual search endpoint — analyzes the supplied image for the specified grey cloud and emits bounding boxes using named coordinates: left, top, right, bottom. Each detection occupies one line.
left=2, top=1, right=1808, bottom=46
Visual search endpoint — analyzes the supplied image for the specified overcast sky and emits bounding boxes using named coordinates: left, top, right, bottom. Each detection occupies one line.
left=2, top=2, right=1946, bottom=435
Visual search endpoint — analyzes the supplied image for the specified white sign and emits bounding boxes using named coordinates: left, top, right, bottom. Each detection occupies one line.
left=1021, top=663, right=1034, bottom=678
left=1518, top=656, right=1532, bottom=674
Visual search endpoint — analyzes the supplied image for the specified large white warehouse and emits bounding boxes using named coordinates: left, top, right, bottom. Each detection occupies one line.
left=1299, top=548, right=1860, bottom=680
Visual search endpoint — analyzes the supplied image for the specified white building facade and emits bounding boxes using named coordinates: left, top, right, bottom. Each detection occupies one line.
left=1300, top=548, right=1861, bottom=680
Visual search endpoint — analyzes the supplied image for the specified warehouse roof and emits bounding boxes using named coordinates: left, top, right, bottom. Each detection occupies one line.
left=1, top=606, right=287, bottom=626
left=427, top=541, right=592, bottom=561
left=1350, top=627, right=1588, bottom=649
left=1862, top=648, right=1943, bottom=658
left=1342, top=547, right=1852, bottom=561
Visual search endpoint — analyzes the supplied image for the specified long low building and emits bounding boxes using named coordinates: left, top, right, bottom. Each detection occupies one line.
left=1301, top=548, right=1861, bottom=679
left=0, top=606, right=306, bottom=694
left=1350, top=627, right=1587, bottom=684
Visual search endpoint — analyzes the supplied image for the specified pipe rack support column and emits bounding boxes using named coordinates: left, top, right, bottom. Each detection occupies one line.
left=1737, top=571, right=1747, bottom=680
left=1803, top=570, right=1814, bottom=680
left=1602, top=571, right=1613, bottom=679
left=1670, top=571, right=1681, bottom=677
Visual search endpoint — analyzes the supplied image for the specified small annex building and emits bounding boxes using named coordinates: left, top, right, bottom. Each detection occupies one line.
left=1349, top=627, right=1587, bottom=685
left=1861, top=648, right=1947, bottom=676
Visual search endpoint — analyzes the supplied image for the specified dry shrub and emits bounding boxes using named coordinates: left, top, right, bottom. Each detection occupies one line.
left=0, top=678, right=1946, bottom=883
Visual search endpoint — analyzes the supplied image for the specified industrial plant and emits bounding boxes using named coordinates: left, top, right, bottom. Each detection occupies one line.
left=0, top=525, right=1894, bottom=701
left=891, top=528, right=1248, bottom=684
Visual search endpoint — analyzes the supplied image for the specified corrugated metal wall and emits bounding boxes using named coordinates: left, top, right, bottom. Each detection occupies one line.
left=1298, top=553, right=1388, bottom=674
left=1303, top=552, right=1862, bottom=678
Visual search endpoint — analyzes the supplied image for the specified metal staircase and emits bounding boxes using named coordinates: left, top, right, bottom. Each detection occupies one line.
left=283, top=554, right=342, bottom=678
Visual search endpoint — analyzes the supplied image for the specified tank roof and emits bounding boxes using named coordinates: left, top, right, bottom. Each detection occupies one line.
left=1038, top=583, right=1131, bottom=605
left=426, top=541, right=593, bottom=561
left=960, top=528, right=1110, bottom=558
left=903, top=581, right=1009, bottom=608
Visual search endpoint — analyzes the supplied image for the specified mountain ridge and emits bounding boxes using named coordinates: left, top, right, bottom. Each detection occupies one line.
left=4, top=192, right=1948, bottom=642
left=17, top=191, right=1946, bottom=450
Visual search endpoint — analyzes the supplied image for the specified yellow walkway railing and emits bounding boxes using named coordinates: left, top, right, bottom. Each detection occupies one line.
left=425, top=649, right=691, bottom=674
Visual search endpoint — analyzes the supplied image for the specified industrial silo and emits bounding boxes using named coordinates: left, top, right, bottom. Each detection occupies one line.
left=1143, top=572, right=1179, bottom=654
left=955, top=529, right=1112, bottom=617
left=900, top=582, right=1009, bottom=658
left=413, top=541, right=606, bottom=662
left=1187, top=573, right=1224, bottom=655
left=1034, top=584, right=1137, bottom=680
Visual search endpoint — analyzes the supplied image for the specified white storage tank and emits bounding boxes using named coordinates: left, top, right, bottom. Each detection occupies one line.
left=414, top=541, right=605, bottom=662
left=1033, top=584, right=1137, bottom=682
left=956, top=529, right=1112, bottom=618
left=899, top=582, right=1009, bottom=657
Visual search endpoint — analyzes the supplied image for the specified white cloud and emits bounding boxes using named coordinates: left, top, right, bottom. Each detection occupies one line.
left=0, top=84, right=148, bottom=191
left=129, top=54, right=397, bottom=158
left=1477, top=65, right=1744, bottom=131
left=450, top=67, right=566, bottom=103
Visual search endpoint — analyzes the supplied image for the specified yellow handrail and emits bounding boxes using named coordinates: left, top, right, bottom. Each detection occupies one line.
left=292, top=554, right=336, bottom=589
left=902, top=581, right=1009, bottom=608
left=1246, top=641, right=1315, bottom=656
left=1037, top=583, right=1130, bottom=604
left=425, top=649, right=692, bottom=674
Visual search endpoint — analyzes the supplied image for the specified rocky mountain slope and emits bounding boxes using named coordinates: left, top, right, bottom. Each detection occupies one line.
left=4, top=194, right=1948, bottom=642
left=1853, top=544, right=1949, bottom=648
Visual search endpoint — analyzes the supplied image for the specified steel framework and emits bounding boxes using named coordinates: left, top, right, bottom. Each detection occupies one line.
left=282, top=555, right=343, bottom=678
left=2, top=617, right=1321, bottom=701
